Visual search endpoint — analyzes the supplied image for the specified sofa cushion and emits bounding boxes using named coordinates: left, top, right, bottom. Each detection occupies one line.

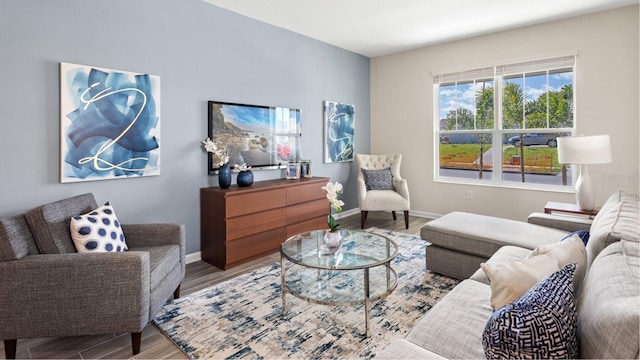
left=483, top=263, right=578, bottom=359
left=469, top=246, right=531, bottom=285
left=25, top=193, right=98, bottom=254
left=587, top=191, right=639, bottom=264
left=481, top=251, right=560, bottom=310
left=528, top=234, right=587, bottom=292
left=404, top=279, right=491, bottom=359
left=0, top=215, right=40, bottom=261
left=375, top=339, right=447, bottom=360
left=70, top=202, right=128, bottom=253
left=577, top=240, right=640, bottom=359
left=421, top=212, right=567, bottom=259
left=361, top=168, right=394, bottom=191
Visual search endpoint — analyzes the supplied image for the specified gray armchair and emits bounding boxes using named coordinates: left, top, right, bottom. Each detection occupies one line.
left=0, top=193, right=185, bottom=359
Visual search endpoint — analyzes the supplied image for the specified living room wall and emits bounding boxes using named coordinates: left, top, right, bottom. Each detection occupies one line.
left=0, top=0, right=370, bottom=255
left=370, top=5, right=639, bottom=221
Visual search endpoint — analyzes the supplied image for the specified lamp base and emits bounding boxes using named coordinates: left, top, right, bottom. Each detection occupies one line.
left=575, top=164, right=595, bottom=211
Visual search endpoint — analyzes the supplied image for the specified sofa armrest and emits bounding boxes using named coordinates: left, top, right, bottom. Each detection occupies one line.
left=0, top=252, right=150, bottom=339
left=527, top=212, right=592, bottom=232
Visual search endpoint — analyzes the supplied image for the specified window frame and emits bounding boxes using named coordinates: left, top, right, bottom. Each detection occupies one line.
left=433, top=55, right=576, bottom=192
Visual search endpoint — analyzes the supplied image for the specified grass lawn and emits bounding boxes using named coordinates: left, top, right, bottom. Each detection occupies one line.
left=440, top=143, right=563, bottom=172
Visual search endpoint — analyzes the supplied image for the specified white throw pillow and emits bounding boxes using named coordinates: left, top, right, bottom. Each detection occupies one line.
left=481, top=251, right=560, bottom=310
left=527, top=234, right=587, bottom=292
left=70, top=202, right=128, bottom=253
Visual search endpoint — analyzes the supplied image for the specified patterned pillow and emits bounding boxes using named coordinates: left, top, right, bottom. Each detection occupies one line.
left=70, top=202, right=128, bottom=252
left=483, top=263, right=578, bottom=359
left=361, top=168, right=394, bottom=191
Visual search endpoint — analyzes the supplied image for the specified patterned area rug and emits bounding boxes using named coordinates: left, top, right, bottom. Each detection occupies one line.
left=153, top=228, right=460, bottom=359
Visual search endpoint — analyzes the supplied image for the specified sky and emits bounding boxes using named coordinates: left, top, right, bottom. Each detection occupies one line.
left=438, top=70, right=573, bottom=121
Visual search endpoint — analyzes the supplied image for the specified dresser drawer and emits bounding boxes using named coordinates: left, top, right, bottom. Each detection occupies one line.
left=226, top=208, right=287, bottom=240
left=226, top=227, right=287, bottom=266
left=286, top=198, right=327, bottom=225
left=287, top=216, right=328, bottom=237
left=287, top=182, right=326, bottom=205
left=226, top=189, right=287, bottom=218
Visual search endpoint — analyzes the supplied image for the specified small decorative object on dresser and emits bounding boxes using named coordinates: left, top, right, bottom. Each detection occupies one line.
left=300, top=160, right=312, bottom=178
left=286, top=162, right=301, bottom=179
left=234, top=163, right=253, bottom=187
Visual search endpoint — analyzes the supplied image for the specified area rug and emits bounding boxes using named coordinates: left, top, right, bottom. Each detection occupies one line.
left=153, top=228, right=460, bottom=359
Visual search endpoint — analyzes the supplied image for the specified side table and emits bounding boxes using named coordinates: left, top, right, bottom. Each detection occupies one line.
left=544, top=201, right=600, bottom=218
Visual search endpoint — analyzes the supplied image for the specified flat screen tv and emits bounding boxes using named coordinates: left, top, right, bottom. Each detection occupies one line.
left=208, top=101, right=302, bottom=175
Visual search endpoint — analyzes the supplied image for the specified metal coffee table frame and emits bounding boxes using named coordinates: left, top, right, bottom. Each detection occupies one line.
left=280, top=229, right=398, bottom=337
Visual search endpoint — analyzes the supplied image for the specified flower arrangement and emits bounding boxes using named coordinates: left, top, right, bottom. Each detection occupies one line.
left=321, top=181, right=344, bottom=232
left=202, top=138, right=229, bottom=166
left=233, top=163, right=251, bottom=172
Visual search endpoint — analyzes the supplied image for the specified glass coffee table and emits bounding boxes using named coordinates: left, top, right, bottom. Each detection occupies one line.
left=280, top=229, right=398, bottom=337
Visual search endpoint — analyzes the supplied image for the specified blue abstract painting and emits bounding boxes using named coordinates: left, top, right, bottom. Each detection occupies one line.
left=60, top=62, right=160, bottom=183
left=324, top=101, right=355, bottom=163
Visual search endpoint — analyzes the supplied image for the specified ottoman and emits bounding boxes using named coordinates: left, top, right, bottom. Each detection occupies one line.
left=422, top=211, right=570, bottom=279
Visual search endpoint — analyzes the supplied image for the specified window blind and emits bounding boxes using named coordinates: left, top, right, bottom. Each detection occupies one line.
left=433, top=55, right=576, bottom=83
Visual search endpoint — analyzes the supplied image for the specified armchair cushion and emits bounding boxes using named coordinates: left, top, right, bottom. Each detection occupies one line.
left=361, top=168, right=394, bottom=191
left=0, top=215, right=39, bottom=261
left=25, top=193, right=98, bottom=254
left=70, top=202, right=128, bottom=252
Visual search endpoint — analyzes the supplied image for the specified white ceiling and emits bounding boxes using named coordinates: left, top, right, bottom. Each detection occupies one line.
left=203, top=0, right=638, bottom=57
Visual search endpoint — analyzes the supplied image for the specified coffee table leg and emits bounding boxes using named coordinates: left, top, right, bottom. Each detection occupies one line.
left=280, top=255, right=287, bottom=314
left=364, top=268, right=370, bottom=338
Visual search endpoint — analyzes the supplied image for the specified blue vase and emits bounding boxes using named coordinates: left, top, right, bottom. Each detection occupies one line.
left=218, top=162, right=231, bottom=189
left=237, top=170, right=254, bottom=187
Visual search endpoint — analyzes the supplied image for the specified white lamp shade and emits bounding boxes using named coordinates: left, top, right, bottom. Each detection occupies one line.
left=556, top=135, right=612, bottom=164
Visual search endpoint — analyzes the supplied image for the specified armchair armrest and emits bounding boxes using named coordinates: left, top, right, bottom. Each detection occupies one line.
left=122, top=223, right=185, bottom=248
left=393, top=178, right=410, bottom=201
left=0, top=252, right=150, bottom=339
left=527, top=212, right=592, bottom=232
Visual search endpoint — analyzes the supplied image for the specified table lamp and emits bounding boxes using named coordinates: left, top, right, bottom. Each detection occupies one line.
left=556, top=134, right=612, bottom=211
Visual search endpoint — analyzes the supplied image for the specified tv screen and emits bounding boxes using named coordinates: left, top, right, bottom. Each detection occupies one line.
left=208, top=101, right=302, bottom=174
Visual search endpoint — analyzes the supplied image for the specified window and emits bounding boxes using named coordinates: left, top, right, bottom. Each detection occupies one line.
left=434, top=55, right=575, bottom=190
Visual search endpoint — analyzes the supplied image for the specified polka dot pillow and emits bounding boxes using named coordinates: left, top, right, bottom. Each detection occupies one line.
left=70, top=202, right=128, bottom=252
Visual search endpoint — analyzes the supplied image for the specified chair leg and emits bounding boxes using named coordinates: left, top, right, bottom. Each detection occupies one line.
left=391, top=211, right=397, bottom=220
left=131, top=332, right=142, bottom=355
left=360, top=211, right=368, bottom=229
left=4, top=339, right=17, bottom=359
left=174, top=284, right=181, bottom=299
left=404, top=210, right=409, bottom=229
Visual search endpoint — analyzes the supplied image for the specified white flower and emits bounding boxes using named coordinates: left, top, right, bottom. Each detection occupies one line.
left=322, top=181, right=344, bottom=213
left=233, top=163, right=251, bottom=172
left=202, top=138, right=229, bottom=166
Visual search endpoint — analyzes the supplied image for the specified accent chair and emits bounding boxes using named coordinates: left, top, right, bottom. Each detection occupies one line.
left=356, top=153, right=410, bottom=229
left=0, top=193, right=185, bottom=359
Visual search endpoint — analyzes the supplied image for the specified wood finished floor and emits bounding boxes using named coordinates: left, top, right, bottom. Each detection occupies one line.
left=2, top=212, right=430, bottom=359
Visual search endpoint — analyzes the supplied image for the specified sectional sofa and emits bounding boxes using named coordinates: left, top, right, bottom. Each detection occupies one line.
left=377, top=191, right=639, bottom=359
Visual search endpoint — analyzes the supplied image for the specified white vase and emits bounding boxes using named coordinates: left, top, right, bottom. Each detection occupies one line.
left=324, top=230, right=342, bottom=250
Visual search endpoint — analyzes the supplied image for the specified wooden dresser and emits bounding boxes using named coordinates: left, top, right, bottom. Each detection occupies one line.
left=200, top=177, right=329, bottom=269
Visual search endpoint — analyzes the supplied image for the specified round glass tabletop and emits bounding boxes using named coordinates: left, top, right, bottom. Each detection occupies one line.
left=280, top=229, right=398, bottom=270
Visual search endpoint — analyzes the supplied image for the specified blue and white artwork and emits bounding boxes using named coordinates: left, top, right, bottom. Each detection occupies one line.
left=324, top=101, right=355, bottom=163
left=60, top=62, right=160, bottom=183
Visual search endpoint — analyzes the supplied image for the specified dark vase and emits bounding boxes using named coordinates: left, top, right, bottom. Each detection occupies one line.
left=237, top=170, right=254, bottom=187
left=218, top=162, right=231, bottom=189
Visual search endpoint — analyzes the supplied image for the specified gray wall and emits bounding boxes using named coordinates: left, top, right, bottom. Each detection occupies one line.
left=0, top=0, right=370, bottom=255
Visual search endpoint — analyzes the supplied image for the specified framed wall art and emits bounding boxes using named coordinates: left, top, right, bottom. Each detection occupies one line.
left=60, top=62, right=160, bottom=183
left=323, top=100, right=355, bottom=163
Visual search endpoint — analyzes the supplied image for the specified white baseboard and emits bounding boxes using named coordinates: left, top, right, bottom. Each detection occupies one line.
left=185, top=251, right=201, bottom=264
